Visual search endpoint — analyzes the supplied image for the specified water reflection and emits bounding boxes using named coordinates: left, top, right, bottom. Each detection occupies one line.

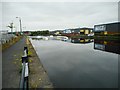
left=30, top=36, right=118, bottom=88
left=30, top=36, right=94, bottom=44
left=94, top=39, right=120, bottom=54
left=31, top=36, right=69, bottom=41
left=71, top=38, right=93, bottom=44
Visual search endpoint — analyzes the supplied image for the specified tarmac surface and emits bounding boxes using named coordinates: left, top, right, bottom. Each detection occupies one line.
left=2, top=37, right=26, bottom=88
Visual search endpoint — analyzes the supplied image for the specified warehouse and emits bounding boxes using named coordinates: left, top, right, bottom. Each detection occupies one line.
left=94, top=22, right=120, bottom=35
left=79, top=28, right=93, bottom=35
left=62, top=27, right=93, bottom=37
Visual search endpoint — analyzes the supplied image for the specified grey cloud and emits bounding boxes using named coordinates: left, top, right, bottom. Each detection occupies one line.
left=2, top=2, right=118, bottom=31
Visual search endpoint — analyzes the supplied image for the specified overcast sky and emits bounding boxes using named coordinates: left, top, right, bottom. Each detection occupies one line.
left=2, top=2, right=118, bottom=31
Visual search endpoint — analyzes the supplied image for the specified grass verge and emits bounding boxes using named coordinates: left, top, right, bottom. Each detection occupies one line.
left=26, top=38, right=53, bottom=88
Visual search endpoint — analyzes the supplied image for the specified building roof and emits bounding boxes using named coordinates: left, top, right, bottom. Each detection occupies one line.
left=94, top=22, right=120, bottom=26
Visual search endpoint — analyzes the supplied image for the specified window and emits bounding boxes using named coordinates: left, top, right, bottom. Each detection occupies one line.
left=85, top=30, right=89, bottom=34
left=94, top=25, right=106, bottom=32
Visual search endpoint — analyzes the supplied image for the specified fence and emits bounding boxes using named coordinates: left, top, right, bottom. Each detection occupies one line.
left=0, top=31, right=16, bottom=44
left=20, top=47, right=29, bottom=90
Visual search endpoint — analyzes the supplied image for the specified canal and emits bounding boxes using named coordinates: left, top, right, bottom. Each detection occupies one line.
left=30, top=36, right=119, bottom=88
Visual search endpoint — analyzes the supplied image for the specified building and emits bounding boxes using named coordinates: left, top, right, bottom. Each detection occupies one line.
left=62, top=29, right=79, bottom=37
left=63, top=29, right=72, bottom=33
left=23, top=31, right=31, bottom=36
left=50, top=30, right=63, bottom=36
left=94, top=22, right=120, bottom=35
left=79, top=28, right=93, bottom=35
left=62, top=27, right=93, bottom=37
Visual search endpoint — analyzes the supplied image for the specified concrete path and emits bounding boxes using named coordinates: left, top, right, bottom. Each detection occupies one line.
left=2, top=37, right=26, bottom=88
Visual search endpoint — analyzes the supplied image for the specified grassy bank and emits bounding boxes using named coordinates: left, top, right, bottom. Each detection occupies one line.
left=26, top=38, right=53, bottom=88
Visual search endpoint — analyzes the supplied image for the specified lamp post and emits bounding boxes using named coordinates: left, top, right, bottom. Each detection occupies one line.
left=16, top=17, right=22, bottom=35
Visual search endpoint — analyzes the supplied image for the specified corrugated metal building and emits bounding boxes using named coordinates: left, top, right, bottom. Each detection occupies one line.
left=94, top=22, right=120, bottom=35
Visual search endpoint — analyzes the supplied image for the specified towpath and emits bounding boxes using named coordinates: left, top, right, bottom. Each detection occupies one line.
left=2, top=37, right=26, bottom=88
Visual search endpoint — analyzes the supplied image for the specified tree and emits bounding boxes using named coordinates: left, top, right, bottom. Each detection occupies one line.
left=30, top=30, right=50, bottom=36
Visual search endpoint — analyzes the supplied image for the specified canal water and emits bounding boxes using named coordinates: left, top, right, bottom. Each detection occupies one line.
left=30, top=36, right=119, bottom=88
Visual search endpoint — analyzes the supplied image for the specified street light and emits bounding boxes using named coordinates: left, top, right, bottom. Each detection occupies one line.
left=16, top=17, right=22, bottom=35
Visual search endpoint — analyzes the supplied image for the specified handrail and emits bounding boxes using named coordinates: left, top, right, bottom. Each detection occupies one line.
left=19, top=47, right=29, bottom=90
left=20, top=61, right=25, bottom=89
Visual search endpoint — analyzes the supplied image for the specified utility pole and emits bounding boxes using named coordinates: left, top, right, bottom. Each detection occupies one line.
left=20, top=18, right=22, bottom=33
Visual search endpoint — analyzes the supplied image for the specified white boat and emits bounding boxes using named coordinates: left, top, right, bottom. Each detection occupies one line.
left=36, top=36, right=42, bottom=38
left=43, top=37, right=49, bottom=40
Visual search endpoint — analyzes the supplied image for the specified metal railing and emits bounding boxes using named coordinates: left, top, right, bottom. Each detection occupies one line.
left=20, top=47, right=29, bottom=90
left=0, top=33, right=16, bottom=44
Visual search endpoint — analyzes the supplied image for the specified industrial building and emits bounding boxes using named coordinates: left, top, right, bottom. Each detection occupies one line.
left=62, top=28, right=93, bottom=37
left=50, top=30, right=63, bottom=36
left=79, top=28, right=93, bottom=35
left=94, top=22, right=120, bottom=35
